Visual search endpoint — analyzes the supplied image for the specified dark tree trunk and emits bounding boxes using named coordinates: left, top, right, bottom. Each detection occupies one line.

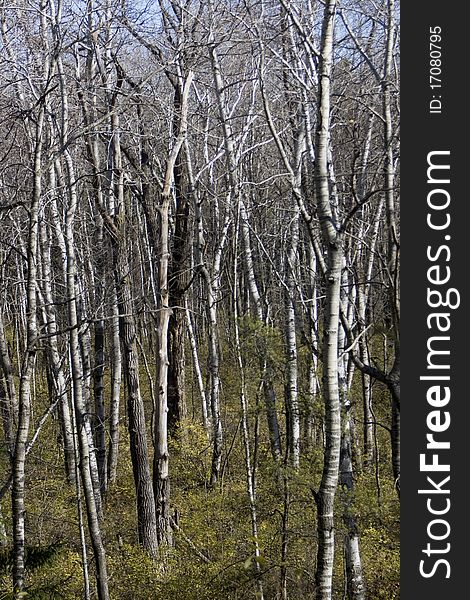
left=168, top=119, right=190, bottom=434
left=113, top=236, right=158, bottom=557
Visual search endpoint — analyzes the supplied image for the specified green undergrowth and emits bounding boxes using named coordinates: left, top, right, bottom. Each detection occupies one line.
left=0, top=325, right=399, bottom=598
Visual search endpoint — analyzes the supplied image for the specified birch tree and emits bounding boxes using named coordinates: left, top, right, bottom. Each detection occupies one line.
left=2, top=2, right=48, bottom=592
left=0, top=2, right=400, bottom=596
left=312, top=3, right=342, bottom=599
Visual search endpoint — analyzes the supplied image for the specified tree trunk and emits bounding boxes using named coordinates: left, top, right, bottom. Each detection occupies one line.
left=315, top=246, right=342, bottom=600
left=113, top=237, right=159, bottom=557
left=313, top=3, right=341, bottom=600
left=38, top=212, right=76, bottom=484
left=338, top=290, right=365, bottom=600
left=305, top=239, right=320, bottom=449
left=107, top=290, right=121, bottom=487
left=340, top=410, right=366, bottom=600
left=382, top=0, right=400, bottom=497
left=390, top=385, right=400, bottom=496
left=12, top=109, right=43, bottom=596
left=60, top=140, right=110, bottom=600
left=207, top=292, right=223, bottom=486
left=153, top=70, right=193, bottom=543
left=63, top=174, right=110, bottom=599
left=93, top=221, right=107, bottom=493
left=167, top=86, right=190, bottom=435
left=284, top=206, right=300, bottom=468
left=153, top=182, right=172, bottom=546
left=0, top=310, right=17, bottom=458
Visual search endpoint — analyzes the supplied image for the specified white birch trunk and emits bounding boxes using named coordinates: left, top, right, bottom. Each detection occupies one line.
left=313, top=3, right=341, bottom=599
left=38, top=212, right=76, bottom=484
left=12, top=107, right=43, bottom=596
left=107, top=289, right=121, bottom=486
left=63, top=154, right=110, bottom=600
left=54, top=34, right=110, bottom=594
left=284, top=206, right=300, bottom=468
left=338, top=272, right=365, bottom=600
left=153, top=70, right=193, bottom=544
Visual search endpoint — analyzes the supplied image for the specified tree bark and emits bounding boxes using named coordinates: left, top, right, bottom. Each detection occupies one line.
left=167, top=85, right=190, bottom=435
left=153, top=70, right=193, bottom=544
left=284, top=206, right=300, bottom=468
left=38, top=210, right=76, bottom=484
left=338, top=285, right=365, bottom=600
left=113, top=235, right=159, bottom=557
left=12, top=108, right=43, bottom=596
left=63, top=156, right=110, bottom=599
left=93, top=220, right=107, bottom=493
left=383, top=0, right=400, bottom=495
left=107, top=289, right=122, bottom=487
left=0, top=309, right=17, bottom=458
left=313, top=3, right=341, bottom=600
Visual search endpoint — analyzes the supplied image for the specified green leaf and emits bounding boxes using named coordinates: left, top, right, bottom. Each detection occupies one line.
left=254, top=555, right=267, bottom=568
